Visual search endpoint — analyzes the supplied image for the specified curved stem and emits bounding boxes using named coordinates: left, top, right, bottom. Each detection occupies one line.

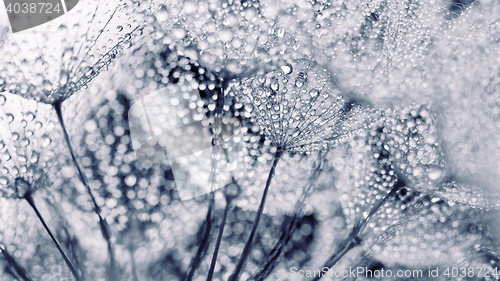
left=185, top=192, right=215, bottom=281
left=207, top=198, right=231, bottom=281
left=312, top=182, right=403, bottom=281
left=53, top=101, right=116, bottom=278
left=25, top=194, right=81, bottom=281
left=229, top=147, right=284, bottom=281
left=0, top=244, right=33, bottom=281
left=254, top=153, right=324, bottom=281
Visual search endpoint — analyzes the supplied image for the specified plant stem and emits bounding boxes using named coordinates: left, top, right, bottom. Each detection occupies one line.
left=254, top=152, right=324, bottom=281
left=129, top=248, right=139, bottom=281
left=312, top=182, right=403, bottom=281
left=53, top=101, right=116, bottom=279
left=229, top=147, right=284, bottom=281
left=0, top=244, right=33, bottom=281
left=207, top=198, right=231, bottom=281
left=24, top=194, right=81, bottom=281
left=185, top=192, right=215, bottom=281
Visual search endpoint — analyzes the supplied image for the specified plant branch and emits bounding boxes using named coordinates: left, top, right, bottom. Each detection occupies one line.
left=229, top=147, right=284, bottom=281
left=312, top=181, right=403, bottom=281
left=24, top=194, right=81, bottom=281
left=53, top=101, right=116, bottom=279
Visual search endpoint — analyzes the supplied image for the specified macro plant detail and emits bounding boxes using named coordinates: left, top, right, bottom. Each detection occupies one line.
left=1, top=0, right=500, bottom=281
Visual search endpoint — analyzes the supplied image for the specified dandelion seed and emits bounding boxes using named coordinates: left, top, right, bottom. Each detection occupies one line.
left=0, top=0, right=144, bottom=104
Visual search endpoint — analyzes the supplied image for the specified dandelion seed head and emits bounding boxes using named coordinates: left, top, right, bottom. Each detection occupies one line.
left=0, top=93, right=56, bottom=199
left=229, top=60, right=373, bottom=153
left=0, top=0, right=145, bottom=104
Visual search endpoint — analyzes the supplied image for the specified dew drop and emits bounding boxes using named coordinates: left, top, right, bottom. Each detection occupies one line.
left=59, top=71, right=69, bottom=85
left=309, top=89, right=319, bottom=98
left=12, top=133, right=19, bottom=141
left=157, top=5, right=169, bottom=22
left=0, top=141, right=4, bottom=149
left=31, top=151, right=40, bottom=163
left=6, top=113, right=14, bottom=123
left=41, top=134, right=51, bottom=147
left=271, top=80, right=279, bottom=91
left=117, top=25, right=123, bottom=32
left=42, top=80, right=53, bottom=91
left=18, top=155, right=27, bottom=163
left=26, top=111, right=35, bottom=122
left=429, top=167, right=444, bottom=180
left=220, top=29, right=233, bottom=43
left=295, top=78, right=304, bottom=88
left=0, top=94, right=5, bottom=105
left=0, top=176, right=8, bottom=185
left=281, top=64, right=293, bottom=75
left=21, top=138, right=30, bottom=147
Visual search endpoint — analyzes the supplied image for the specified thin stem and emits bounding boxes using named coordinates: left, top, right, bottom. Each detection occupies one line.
left=185, top=192, right=215, bottom=281
left=24, top=194, right=81, bottom=281
left=254, top=152, right=324, bottom=281
left=312, top=182, right=403, bottom=281
left=0, top=244, right=33, bottom=281
left=53, top=101, right=116, bottom=279
left=207, top=198, right=231, bottom=281
left=129, top=248, right=139, bottom=281
left=229, top=147, right=284, bottom=281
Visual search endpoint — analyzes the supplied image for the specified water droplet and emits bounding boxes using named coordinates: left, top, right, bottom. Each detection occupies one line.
left=172, top=28, right=185, bottom=39
left=0, top=95, right=5, bottom=105
left=309, top=89, right=319, bottom=98
left=41, top=134, right=51, bottom=147
left=26, top=111, right=35, bottom=122
left=21, top=138, right=30, bottom=147
left=59, top=71, right=69, bottom=85
left=295, top=78, right=304, bottom=88
left=277, top=27, right=285, bottom=38
left=6, top=113, right=14, bottom=123
left=18, top=155, right=27, bottom=163
left=0, top=141, right=4, bottom=149
left=31, top=151, right=40, bottom=163
left=3, top=153, right=11, bottom=161
left=220, top=29, right=233, bottom=43
left=429, top=166, right=444, bottom=180
left=157, top=5, right=169, bottom=22
left=117, top=25, right=123, bottom=32
left=271, top=80, right=279, bottom=91
left=0, top=176, right=8, bottom=185
left=281, top=64, right=293, bottom=75
left=12, top=133, right=19, bottom=141
left=42, top=80, right=53, bottom=91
